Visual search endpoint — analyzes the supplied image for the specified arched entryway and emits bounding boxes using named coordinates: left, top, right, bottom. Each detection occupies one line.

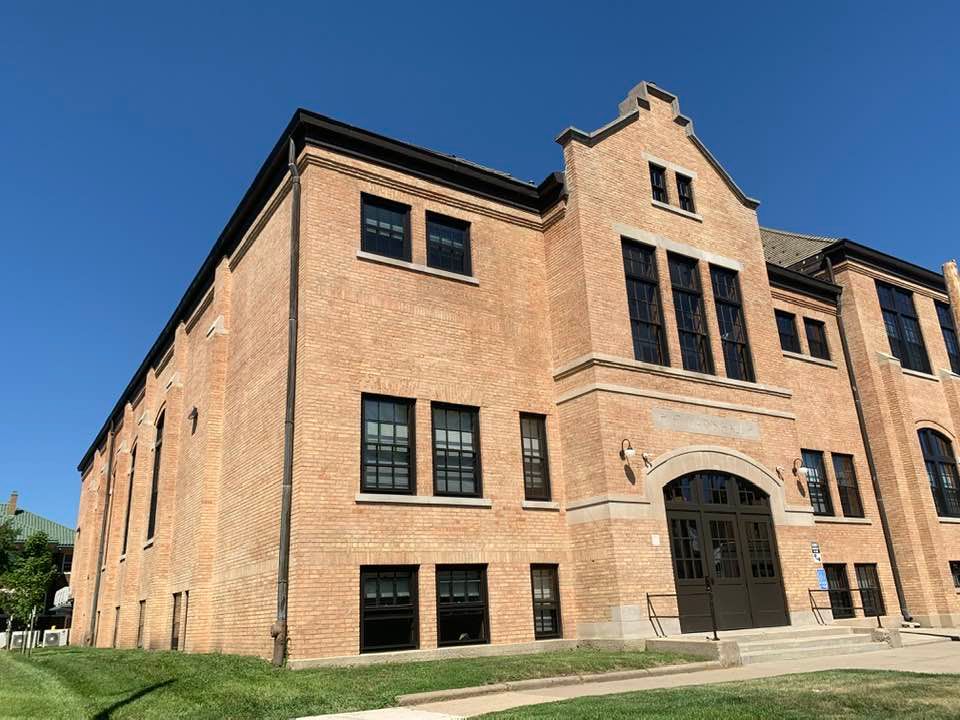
left=665, top=471, right=789, bottom=633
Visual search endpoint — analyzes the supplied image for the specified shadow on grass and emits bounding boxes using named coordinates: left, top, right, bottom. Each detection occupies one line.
left=92, top=679, right=175, bottom=720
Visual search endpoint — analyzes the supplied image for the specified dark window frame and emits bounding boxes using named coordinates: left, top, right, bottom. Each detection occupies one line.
left=854, top=563, right=885, bottom=617
left=621, top=239, right=669, bottom=366
left=146, top=412, right=164, bottom=541
left=936, top=301, right=960, bottom=375
left=804, top=318, right=831, bottom=361
left=136, top=599, right=146, bottom=648
left=530, top=564, right=562, bottom=640
left=920, top=429, right=960, bottom=518
left=668, top=254, right=714, bottom=375
left=832, top=453, right=865, bottom=518
left=436, top=564, right=490, bottom=647
left=676, top=173, right=696, bottom=213
left=950, top=561, right=960, bottom=589
left=710, top=266, right=755, bottom=382
left=431, top=403, right=482, bottom=498
left=120, top=445, right=136, bottom=556
left=171, top=592, right=182, bottom=651
left=775, top=310, right=801, bottom=353
left=360, top=565, right=420, bottom=653
left=877, top=281, right=931, bottom=374
left=426, top=211, right=472, bottom=276
left=649, top=163, right=668, bottom=203
left=802, top=449, right=834, bottom=516
left=361, top=193, right=412, bottom=262
left=520, top=413, right=551, bottom=502
left=361, top=394, right=416, bottom=495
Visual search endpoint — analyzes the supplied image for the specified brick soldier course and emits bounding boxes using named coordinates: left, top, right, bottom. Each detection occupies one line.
left=69, top=81, right=960, bottom=666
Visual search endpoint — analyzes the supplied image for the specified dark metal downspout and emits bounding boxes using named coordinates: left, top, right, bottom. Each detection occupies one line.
left=825, top=258, right=911, bottom=621
left=86, top=419, right=117, bottom=645
left=272, top=139, right=301, bottom=666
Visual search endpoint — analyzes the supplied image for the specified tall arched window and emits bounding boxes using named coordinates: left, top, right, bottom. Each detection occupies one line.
left=146, top=412, right=164, bottom=540
left=920, top=429, right=960, bottom=518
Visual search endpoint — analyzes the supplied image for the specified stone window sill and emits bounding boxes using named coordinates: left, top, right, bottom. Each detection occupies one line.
left=521, top=500, right=560, bottom=511
left=356, top=250, right=479, bottom=286
left=814, top=516, right=872, bottom=525
left=119, top=554, right=126, bottom=563
left=783, top=350, right=838, bottom=369
left=651, top=199, right=703, bottom=222
left=355, top=493, right=492, bottom=508
left=902, top=367, right=940, bottom=382
left=939, top=516, right=960, bottom=525
left=143, top=538, right=155, bottom=550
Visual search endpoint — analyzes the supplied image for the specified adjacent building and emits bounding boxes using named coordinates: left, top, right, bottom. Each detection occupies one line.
left=69, top=82, right=960, bottom=665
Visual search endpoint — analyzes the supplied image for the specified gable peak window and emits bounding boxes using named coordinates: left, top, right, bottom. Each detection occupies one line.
left=676, top=173, right=695, bottom=213
left=361, top=194, right=411, bottom=261
left=775, top=310, right=801, bottom=354
left=426, top=212, right=471, bottom=276
left=936, top=301, right=960, bottom=375
left=804, top=318, right=831, bottom=361
left=710, top=266, right=754, bottom=382
left=669, top=254, right=714, bottom=375
left=877, top=281, right=931, bottom=374
left=802, top=449, right=834, bottom=516
left=649, top=163, right=668, bottom=203
left=920, top=429, right=960, bottom=518
left=432, top=403, right=481, bottom=497
left=362, top=395, right=414, bottom=494
left=520, top=413, right=551, bottom=501
left=621, top=239, right=669, bottom=366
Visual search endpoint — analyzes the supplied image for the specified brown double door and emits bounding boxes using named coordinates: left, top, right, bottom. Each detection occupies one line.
left=665, top=472, right=789, bottom=633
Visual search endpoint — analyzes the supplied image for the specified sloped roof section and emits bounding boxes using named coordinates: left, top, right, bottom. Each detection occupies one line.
left=760, top=226, right=839, bottom=268
left=1, top=502, right=74, bottom=547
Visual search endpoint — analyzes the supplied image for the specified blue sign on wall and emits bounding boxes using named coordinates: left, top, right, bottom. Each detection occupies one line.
left=816, top=567, right=829, bottom=590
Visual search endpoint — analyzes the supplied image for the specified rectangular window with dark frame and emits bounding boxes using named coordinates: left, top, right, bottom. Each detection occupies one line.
left=775, top=310, right=801, bottom=353
left=436, top=565, right=489, bottom=646
left=854, top=563, right=885, bottom=617
left=362, top=395, right=414, bottom=494
left=136, top=600, right=145, bottom=648
left=531, top=565, right=562, bottom=639
left=426, top=212, right=471, bottom=276
left=622, top=239, right=669, bottom=366
left=146, top=412, right=164, bottom=541
left=432, top=404, right=481, bottom=497
left=936, top=301, right=960, bottom=375
left=950, top=561, right=960, bottom=589
left=649, top=163, right=668, bottom=203
left=710, top=266, right=754, bottom=382
left=112, top=606, right=120, bottom=648
left=802, top=449, right=834, bottom=516
left=676, top=173, right=695, bottom=213
left=824, top=563, right=854, bottom=619
left=520, top=414, right=550, bottom=501
left=361, top=194, right=411, bottom=261
left=170, top=592, right=182, bottom=651
left=832, top=453, right=864, bottom=518
left=877, top=281, right=931, bottom=373
left=804, top=318, right=831, bottom=360
left=360, top=566, right=419, bottom=653
left=669, top=254, right=714, bottom=374
left=182, top=591, right=189, bottom=651
left=121, top=446, right=136, bottom=556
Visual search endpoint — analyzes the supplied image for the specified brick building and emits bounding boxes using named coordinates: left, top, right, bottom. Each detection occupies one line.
left=69, top=82, right=960, bottom=665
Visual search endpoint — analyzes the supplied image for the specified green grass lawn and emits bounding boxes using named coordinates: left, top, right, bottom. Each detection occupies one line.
left=0, top=645, right=693, bottom=720
left=479, top=670, right=960, bottom=719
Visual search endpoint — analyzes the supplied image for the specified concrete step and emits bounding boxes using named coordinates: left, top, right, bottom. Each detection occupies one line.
left=740, top=632, right=874, bottom=653
left=718, top=626, right=855, bottom=644
left=741, top=639, right=887, bottom=665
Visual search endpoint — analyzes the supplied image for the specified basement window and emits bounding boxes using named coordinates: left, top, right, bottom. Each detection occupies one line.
left=361, top=194, right=411, bottom=261
left=950, top=561, right=960, bottom=589
left=360, top=566, right=419, bottom=653
left=436, top=565, right=489, bottom=646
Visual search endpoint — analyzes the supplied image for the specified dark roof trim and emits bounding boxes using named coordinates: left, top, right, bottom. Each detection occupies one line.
left=793, top=239, right=946, bottom=294
left=79, top=110, right=565, bottom=472
left=766, top=262, right=841, bottom=305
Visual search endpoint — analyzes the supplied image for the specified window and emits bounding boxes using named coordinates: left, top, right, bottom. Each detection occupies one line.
left=919, top=429, right=960, bottom=518
left=950, top=561, right=960, bottom=589
left=146, top=412, right=164, bottom=541
left=669, top=255, right=713, bottom=374
left=432, top=404, right=481, bottom=497
left=855, top=564, right=885, bottom=617
left=360, top=566, right=418, bottom=653
left=182, top=591, right=189, bottom=651
left=775, top=310, right=801, bottom=353
left=136, top=600, right=146, bottom=648
left=426, top=212, right=471, bottom=276
left=877, top=281, right=931, bottom=373
left=112, top=607, right=120, bottom=648
left=362, top=395, right=414, bottom=494
left=436, top=565, right=489, bottom=646
left=804, top=318, right=831, bottom=361
left=61, top=552, right=73, bottom=574
left=121, top=445, right=136, bottom=556
left=531, top=565, right=562, bottom=640
left=171, top=592, right=182, bottom=651
left=936, top=302, right=960, bottom=374
left=832, top=454, right=864, bottom=518
left=802, top=450, right=834, bottom=516
left=710, top=267, right=754, bottom=382
left=361, top=194, right=411, bottom=261
left=622, top=239, right=669, bottom=365
left=676, top=174, right=695, bottom=213
left=520, top=414, right=551, bottom=501
left=649, top=163, right=668, bottom=203
left=824, top=564, right=854, bottom=619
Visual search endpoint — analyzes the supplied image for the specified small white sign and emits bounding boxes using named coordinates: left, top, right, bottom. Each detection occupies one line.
left=811, top=542, right=822, bottom=563
left=651, top=534, right=661, bottom=547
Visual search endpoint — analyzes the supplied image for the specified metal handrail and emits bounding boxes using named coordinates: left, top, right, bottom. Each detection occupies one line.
left=646, top=589, right=719, bottom=641
left=808, top=586, right=884, bottom=628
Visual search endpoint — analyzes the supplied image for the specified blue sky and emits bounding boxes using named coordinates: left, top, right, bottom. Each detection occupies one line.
left=1, top=2, right=957, bottom=527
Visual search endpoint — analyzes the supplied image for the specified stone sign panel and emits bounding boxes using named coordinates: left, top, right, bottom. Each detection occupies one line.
left=652, top=407, right=760, bottom=441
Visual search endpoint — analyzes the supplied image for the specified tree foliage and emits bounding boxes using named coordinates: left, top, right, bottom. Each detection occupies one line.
left=0, top=520, right=15, bottom=575
left=3, top=531, right=57, bottom=624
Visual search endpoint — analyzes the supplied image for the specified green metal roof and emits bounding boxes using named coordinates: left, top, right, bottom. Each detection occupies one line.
left=1, top=501, right=74, bottom=547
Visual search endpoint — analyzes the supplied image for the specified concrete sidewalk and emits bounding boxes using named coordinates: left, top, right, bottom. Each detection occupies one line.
left=296, top=634, right=960, bottom=720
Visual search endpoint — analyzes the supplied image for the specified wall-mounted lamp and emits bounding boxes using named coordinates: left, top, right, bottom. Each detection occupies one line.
left=792, top=458, right=809, bottom=482
left=188, top=406, right=199, bottom=435
left=620, top=439, right=636, bottom=461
